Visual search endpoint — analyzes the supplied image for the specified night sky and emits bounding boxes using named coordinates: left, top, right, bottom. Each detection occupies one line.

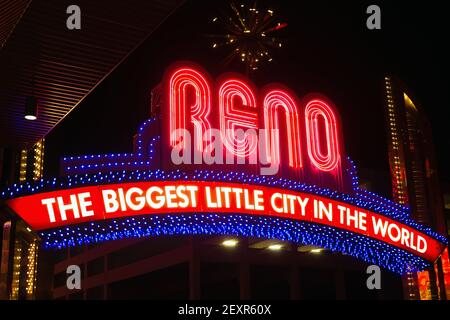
left=45, top=0, right=450, bottom=193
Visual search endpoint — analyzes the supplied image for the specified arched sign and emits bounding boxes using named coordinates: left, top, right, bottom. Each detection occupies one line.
left=1, top=62, right=447, bottom=275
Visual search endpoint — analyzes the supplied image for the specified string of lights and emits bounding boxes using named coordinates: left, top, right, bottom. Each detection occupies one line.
left=37, top=213, right=430, bottom=275
left=384, top=77, right=408, bottom=205
left=61, top=118, right=159, bottom=174
left=19, top=149, right=27, bottom=182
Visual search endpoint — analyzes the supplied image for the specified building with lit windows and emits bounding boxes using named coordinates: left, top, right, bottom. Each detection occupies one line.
left=0, top=141, right=42, bottom=300
left=383, top=77, right=450, bottom=300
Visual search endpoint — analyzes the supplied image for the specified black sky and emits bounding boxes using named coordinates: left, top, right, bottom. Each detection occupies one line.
left=45, top=0, right=450, bottom=191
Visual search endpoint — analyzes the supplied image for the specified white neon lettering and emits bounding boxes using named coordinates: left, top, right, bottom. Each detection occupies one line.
left=41, top=198, right=57, bottom=223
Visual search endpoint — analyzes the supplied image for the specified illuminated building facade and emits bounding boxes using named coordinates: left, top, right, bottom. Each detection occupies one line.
left=1, top=67, right=448, bottom=300
left=383, top=76, right=449, bottom=300
left=25, top=69, right=441, bottom=300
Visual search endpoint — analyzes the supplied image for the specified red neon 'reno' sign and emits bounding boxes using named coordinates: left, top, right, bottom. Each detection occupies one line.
left=219, top=79, right=258, bottom=158
left=167, top=66, right=342, bottom=172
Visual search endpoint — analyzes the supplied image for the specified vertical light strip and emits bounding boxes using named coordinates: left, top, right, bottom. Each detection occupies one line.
left=384, top=77, right=407, bottom=205
left=26, top=241, right=38, bottom=298
left=10, top=240, right=22, bottom=300
left=385, top=76, right=418, bottom=300
left=19, top=149, right=27, bottom=182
